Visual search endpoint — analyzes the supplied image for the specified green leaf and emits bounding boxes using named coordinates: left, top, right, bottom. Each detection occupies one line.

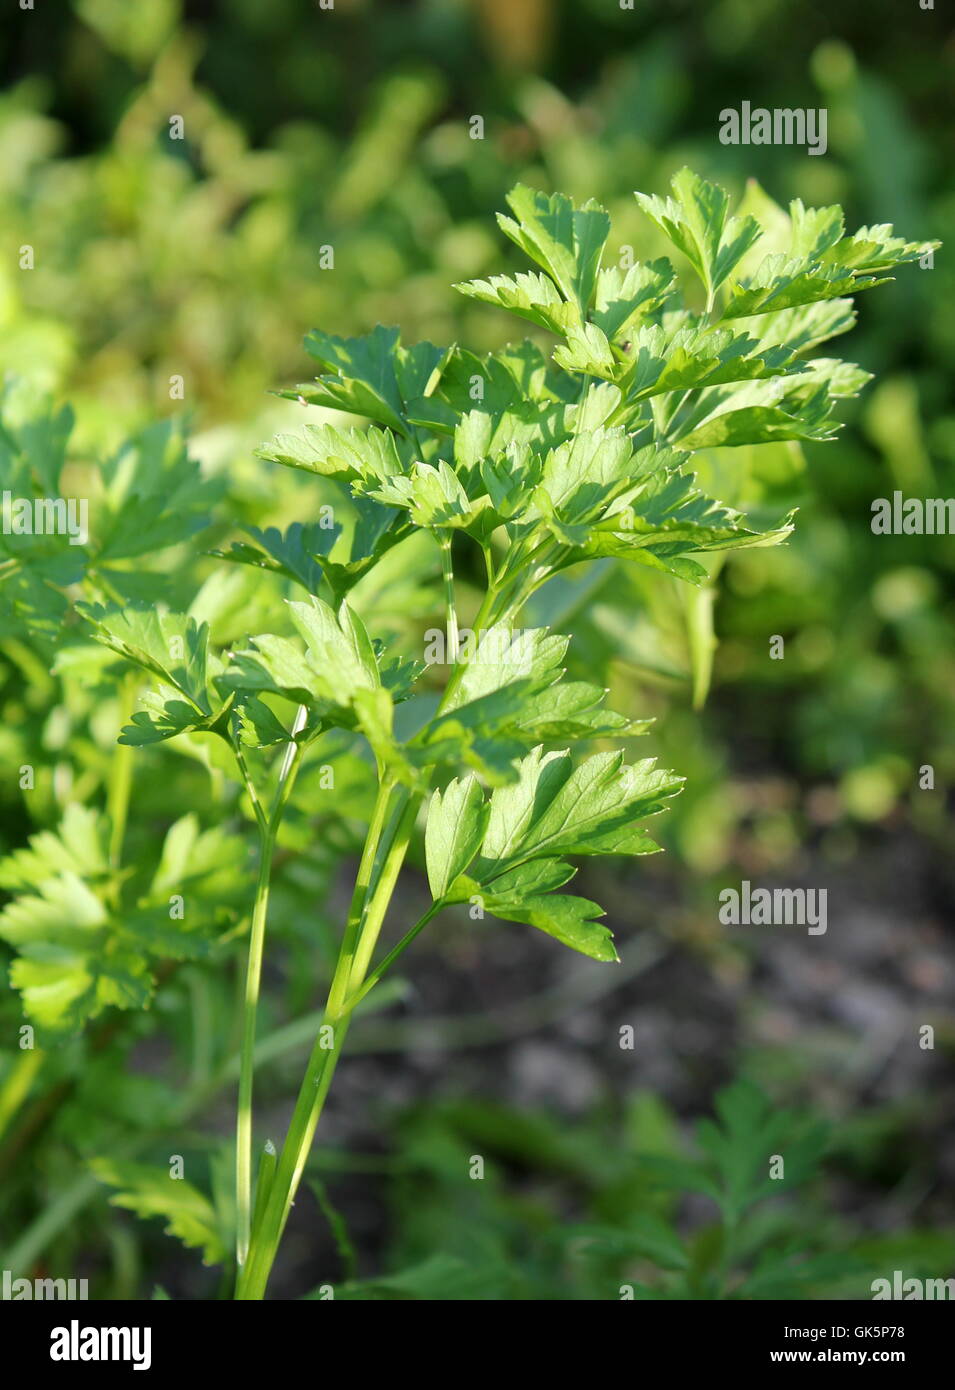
left=443, top=624, right=569, bottom=712
left=300, top=325, right=406, bottom=431
left=367, top=459, right=487, bottom=530
left=538, top=446, right=794, bottom=583
left=0, top=804, right=108, bottom=891
left=694, top=1079, right=830, bottom=1223
left=210, top=523, right=334, bottom=595
left=79, top=604, right=239, bottom=745
left=220, top=508, right=407, bottom=605
left=0, top=806, right=246, bottom=1031
left=2, top=399, right=74, bottom=495
left=454, top=270, right=579, bottom=335
left=636, top=168, right=761, bottom=304
left=424, top=745, right=679, bottom=961
left=293, top=328, right=451, bottom=436
left=9, top=949, right=152, bottom=1034
left=535, top=427, right=636, bottom=524
left=118, top=696, right=220, bottom=746
left=0, top=399, right=89, bottom=647
left=591, top=259, right=676, bottom=341
left=89, top=1159, right=226, bottom=1266
left=121, top=817, right=248, bottom=961
left=476, top=746, right=681, bottom=870
left=670, top=376, right=840, bottom=449
left=740, top=297, right=856, bottom=353
left=224, top=596, right=382, bottom=721
left=412, top=622, right=645, bottom=782
left=0, top=870, right=153, bottom=1033
left=256, top=422, right=404, bottom=483
left=234, top=694, right=294, bottom=748
left=425, top=775, right=489, bottom=899
left=721, top=207, right=936, bottom=319
left=148, top=815, right=249, bottom=905
left=79, top=605, right=213, bottom=713
left=479, top=887, right=617, bottom=963
left=497, top=184, right=611, bottom=312
left=721, top=253, right=885, bottom=318
left=93, top=420, right=218, bottom=562
left=572, top=1213, right=689, bottom=1269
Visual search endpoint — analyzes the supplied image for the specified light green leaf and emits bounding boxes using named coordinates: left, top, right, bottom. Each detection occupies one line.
left=367, top=459, right=487, bottom=530
left=0, top=804, right=108, bottom=891
left=79, top=605, right=213, bottom=714
left=0, top=867, right=152, bottom=1033
left=226, top=596, right=381, bottom=712
left=89, top=1159, right=226, bottom=1266
left=444, top=624, right=568, bottom=711
left=535, top=427, right=638, bottom=523
left=721, top=253, right=885, bottom=318
left=636, top=168, right=761, bottom=303
left=0, top=807, right=246, bottom=1031
left=497, top=185, right=611, bottom=312
left=591, top=259, right=676, bottom=341
left=479, top=747, right=681, bottom=869
left=256, top=422, right=404, bottom=483
left=454, top=270, right=579, bottom=335
left=670, top=376, right=840, bottom=449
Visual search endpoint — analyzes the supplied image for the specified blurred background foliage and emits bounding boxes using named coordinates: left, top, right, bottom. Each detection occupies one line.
left=0, top=0, right=953, bottom=1299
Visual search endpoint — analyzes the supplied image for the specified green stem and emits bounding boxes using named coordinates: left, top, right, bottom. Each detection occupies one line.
left=682, top=580, right=717, bottom=710
left=249, top=1139, right=277, bottom=1249
left=235, top=828, right=277, bottom=1269
left=480, top=541, right=496, bottom=589
left=236, top=1013, right=351, bottom=1300
left=0, top=1048, right=44, bottom=1143
left=235, top=706, right=307, bottom=1270
left=439, top=533, right=459, bottom=666
left=436, top=578, right=500, bottom=711
left=341, top=900, right=442, bottom=1014
left=237, top=567, right=527, bottom=1297
left=237, top=786, right=420, bottom=1299
left=324, top=777, right=396, bottom=1020
left=106, top=673, right=138, bottom=872
left=233, top=735, right=268, bottom=836
left=346, top=798, right=420, bottom=988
